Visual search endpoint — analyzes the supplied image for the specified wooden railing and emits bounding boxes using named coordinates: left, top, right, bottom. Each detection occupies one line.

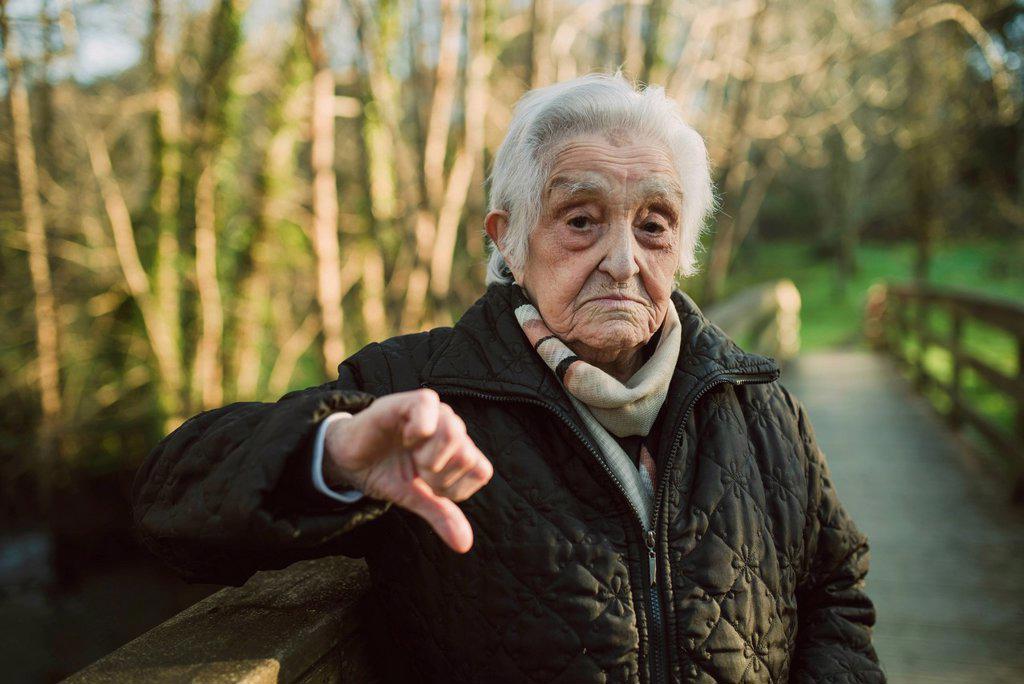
left=866, top=281, right=1024, bottom=501
left=705, top=279, right=802, bottom=363
left=63, top=557, right=379, bottom=683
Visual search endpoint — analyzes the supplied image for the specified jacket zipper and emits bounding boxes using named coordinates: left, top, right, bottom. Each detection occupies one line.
left=426, top=365, right=779, bottom=684
left=645, top=368, right=779, bottom=684
left=645, top=528, right=664, bottom=684
left=423, top=385, right=665, bottom=679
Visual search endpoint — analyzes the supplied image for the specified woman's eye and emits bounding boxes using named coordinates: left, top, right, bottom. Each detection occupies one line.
left=641, top=221, right=664, bottom=234
left=568, top=216, right=590, bottom=230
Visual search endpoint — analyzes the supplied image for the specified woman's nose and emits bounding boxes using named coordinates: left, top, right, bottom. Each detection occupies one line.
left=599, top=222, right=641, bottom=282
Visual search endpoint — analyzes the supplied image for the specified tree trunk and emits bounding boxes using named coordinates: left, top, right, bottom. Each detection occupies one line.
left=400, top=0, right=465, bottom=328
left=528, top=0, right=554, bottom=87
left=147, top=0, right=185, bottom=419
left=232, top=24, right=305, bottom=399
left=349, top=0, right=422, bottom=325
left=621, top=0, right=644, bottom=79
left=703, top=1, right=767, bottom=304
left=640, top=0, right=666, bottom=84
left=2, top=0, right=62, bottom=473
left=422, top=0, right=462, bottom=209
left=191, top=159, right=224, bottom=408
left=907, top=27, right=935, bottom=282
left=189, top=0, right=245, bottom=408
left=430, top=0, right=490, bottom=299
left=304, top=0, right=346, bottom=373
left=84, top=129, right=183, bottom=414
left=361, top=246, right=388, bottom=341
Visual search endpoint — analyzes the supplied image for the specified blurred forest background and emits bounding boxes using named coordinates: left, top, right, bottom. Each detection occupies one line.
left=1, top=0, right=1023, bottom=679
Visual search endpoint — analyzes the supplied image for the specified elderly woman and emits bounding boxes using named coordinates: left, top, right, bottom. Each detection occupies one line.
left=133, top=74, right=884, bottom=683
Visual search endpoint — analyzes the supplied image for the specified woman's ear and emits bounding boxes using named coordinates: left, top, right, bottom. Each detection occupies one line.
left=484, top=209, right=510, bottom=252
left=485, top=210, right=524, bottom=282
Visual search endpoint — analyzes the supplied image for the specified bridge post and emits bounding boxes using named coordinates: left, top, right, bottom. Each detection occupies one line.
left=894, top=292, right=910, bottom=369
left=913, top=292, right=927, bottom=391
left=1016, top=335, right=1024, bottom=504
left=949, top=307, right=962, bottom=428
left=1018, top=335, right=1024, bottom=444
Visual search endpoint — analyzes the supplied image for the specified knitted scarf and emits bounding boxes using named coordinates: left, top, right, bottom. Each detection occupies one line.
left=514, top=292, right=682, bottom=527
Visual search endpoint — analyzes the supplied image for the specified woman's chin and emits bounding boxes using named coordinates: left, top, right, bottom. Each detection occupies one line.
left=572, top=323, right=649, bottom=357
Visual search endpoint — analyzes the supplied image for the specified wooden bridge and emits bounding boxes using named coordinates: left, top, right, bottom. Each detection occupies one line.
left=67, top=281, right=1024, bottom=683
left=787, top=349, right=1024, bottom=683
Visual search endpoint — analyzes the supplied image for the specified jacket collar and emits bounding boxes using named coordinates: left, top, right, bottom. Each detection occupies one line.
left=422, top=283, right=780, bottom=419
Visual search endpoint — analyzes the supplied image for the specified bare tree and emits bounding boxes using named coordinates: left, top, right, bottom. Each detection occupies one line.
left=304, top=0, right=346, bottom=374
left=430, top=0, right=492, bottom=300
left=189, top=0, right=247, bottom=409
left=146, top=0, right=185, bottom=419
left=2, top=0, right=62, bottom=472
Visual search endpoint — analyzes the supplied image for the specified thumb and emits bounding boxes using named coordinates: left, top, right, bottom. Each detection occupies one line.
left=397, top=478, right=474, bottom=553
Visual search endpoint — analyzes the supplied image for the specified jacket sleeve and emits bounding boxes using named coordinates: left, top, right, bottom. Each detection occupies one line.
left=786, top=390, right=886, bottom=683
left=131, top=361, right=393, bottom=587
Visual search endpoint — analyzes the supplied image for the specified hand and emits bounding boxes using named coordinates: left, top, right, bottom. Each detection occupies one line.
left=323, top=389, right=493, bottom=553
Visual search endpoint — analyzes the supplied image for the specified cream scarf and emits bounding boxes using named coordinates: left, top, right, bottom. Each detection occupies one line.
left=513, top=291, right=682, bottom=528
left=513, top=296, right=681, bottom=437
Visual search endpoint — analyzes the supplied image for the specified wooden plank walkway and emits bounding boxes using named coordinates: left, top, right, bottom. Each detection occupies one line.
left=783, top=350, right=1024, bottom=684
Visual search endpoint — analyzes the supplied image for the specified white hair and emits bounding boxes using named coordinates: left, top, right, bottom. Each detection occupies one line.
left=484, top=71, right=718, bottom=286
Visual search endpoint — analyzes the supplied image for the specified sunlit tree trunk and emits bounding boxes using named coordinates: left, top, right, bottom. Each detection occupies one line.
left=304, top=0, right=346, bottom=373
left=353, top=69, right=397, bottom=337
left=349, top=0, right=422, bottom=330
left=400, top=0, right=463, bottom=329
left=2, top=0, right=62, bottom=469
left=147, top=0, right=185, bottom=419
left=361, top=247, right=388, bottom=341
left=192, top=161, right=224, bottom=408
left=430, top=0, right=491, bottom=300
left=621, top=0, right=644, bottom=79
left=190, top=0, right=245, bottom=409
left=268, top=311, right=320, bottom=396
left=640, top=0, right=666, bottom=84
left=528, top=0, right=554, bottom=87
left=84, top=130, right=183, bottom=410
left=233, top=25, right=305, bottom=399
left=422, top=0, right=461, bottom=210
left=356, top=97, right=397, bottom=336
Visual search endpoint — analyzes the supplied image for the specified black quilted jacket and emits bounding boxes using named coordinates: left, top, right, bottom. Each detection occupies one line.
left=133, top=283, right=885, bottom=683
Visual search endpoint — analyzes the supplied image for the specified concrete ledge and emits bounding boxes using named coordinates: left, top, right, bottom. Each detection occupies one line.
left=64, top=556, right=377, bottom=683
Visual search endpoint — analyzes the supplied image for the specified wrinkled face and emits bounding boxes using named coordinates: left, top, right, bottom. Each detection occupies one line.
left=489, top=131, right=683, bottom=365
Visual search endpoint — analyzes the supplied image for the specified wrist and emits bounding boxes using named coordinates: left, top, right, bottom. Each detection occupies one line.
left=323, top=417, right=361, bottom=489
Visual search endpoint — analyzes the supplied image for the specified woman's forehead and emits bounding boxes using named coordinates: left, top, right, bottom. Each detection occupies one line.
left=543, top=135, right=681, bottom=198
left=544, top=168, right=683, bottom=207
